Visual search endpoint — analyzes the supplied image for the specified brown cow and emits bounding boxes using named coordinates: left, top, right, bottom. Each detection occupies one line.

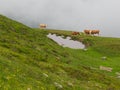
left=71, top=32, right=80, bottom=35
left=84, top=30, right=91, bottom=35
left=91, top=30, right=100, bottom=35
left=84, top=30, right=100, bottom=35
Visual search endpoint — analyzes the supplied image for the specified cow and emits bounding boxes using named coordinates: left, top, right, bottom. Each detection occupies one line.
left=39, top=24, right=47, bottom=29
left=84, top=30, right=100, bottom=35
left=91, top=30, right=100, bottom=35
left=84, top=30, right=91, bottom=35
left=71, top=32, right=80, bottom=35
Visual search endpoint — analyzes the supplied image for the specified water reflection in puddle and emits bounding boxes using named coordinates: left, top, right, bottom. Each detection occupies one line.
left=47, top=33, right=85, bottom=49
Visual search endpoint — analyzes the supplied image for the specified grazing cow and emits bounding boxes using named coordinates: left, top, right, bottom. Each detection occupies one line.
left=84, top=30, right=91, bottom=35
left=84, top=30, right=100, bottom=35
left=91, top=30, right=100, bottom=35
left=40, top=24, right=47, bottom=29
left=71, top=32, right=80, bottom=35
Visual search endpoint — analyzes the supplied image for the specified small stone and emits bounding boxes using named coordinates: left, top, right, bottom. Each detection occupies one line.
left=43, top=73, right=48, bottom=77
left=67, top=82, right=73, bottom=87
left=101, top=56, right=107, bottom=60
left=83, top=48, right=87, bottom=51
left=56, top=57, right=60, bottom=60
left=54, top=82, right=63, bottom=89
left=116, top=72, right=120, bottom=76
left=100, top=66, right=112, bottom=72
left=88, top=81, right=90, bottom=83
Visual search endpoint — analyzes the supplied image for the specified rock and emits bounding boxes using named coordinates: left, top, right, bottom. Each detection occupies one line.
left=67, top=82, right=73, bottom=87
left=54, top=82, right=63, bottom=89
left=100, top=66, right=112, bottom=72
left=56, top=57, right=60, bottom=60
left=101, top=56, right=107, bottom=60
left=117, top=76, right=120, bottom=78
left=116, top=72, right=120, bottom=76
left=43, top=73, right=48, bottom=77
left=83, top=48, right=87, bottom=51
left=115, top=72, right=120, bottom=78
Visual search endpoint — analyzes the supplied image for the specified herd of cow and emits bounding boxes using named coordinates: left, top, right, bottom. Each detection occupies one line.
left=39, top=24, right=100, bottom=36
left=72, top=30, right=100, bottom=35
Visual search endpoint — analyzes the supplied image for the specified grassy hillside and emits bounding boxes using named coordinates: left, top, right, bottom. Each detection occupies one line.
left=48, top=30, right=120, bottom=57
left=0, top=15, right=120, bottom=90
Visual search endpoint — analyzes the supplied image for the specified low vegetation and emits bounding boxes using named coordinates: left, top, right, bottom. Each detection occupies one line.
left=0, top=14, right=120, bottom=90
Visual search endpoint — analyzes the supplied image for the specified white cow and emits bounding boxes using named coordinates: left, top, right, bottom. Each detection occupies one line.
left=39, top=24, right=47, bottom=29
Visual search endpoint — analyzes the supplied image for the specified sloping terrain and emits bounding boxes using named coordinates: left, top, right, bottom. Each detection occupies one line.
left=0, top=15, right=120, bottom=90
left=48, top=30, right=120, bottom=76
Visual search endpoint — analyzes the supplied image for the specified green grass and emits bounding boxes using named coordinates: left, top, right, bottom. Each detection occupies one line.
left=47, top=29, right=120, bottom=74
left=0, top=14, right=120, bottom=90
left=47, top=29, right=120, bottom=57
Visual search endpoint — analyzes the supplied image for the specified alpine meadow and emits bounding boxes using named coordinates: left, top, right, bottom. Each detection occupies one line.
left=0, top=15, right=120, bottom=90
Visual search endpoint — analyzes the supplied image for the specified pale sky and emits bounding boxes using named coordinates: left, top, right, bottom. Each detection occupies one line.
left=0, top=0, right=120, bottom=37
